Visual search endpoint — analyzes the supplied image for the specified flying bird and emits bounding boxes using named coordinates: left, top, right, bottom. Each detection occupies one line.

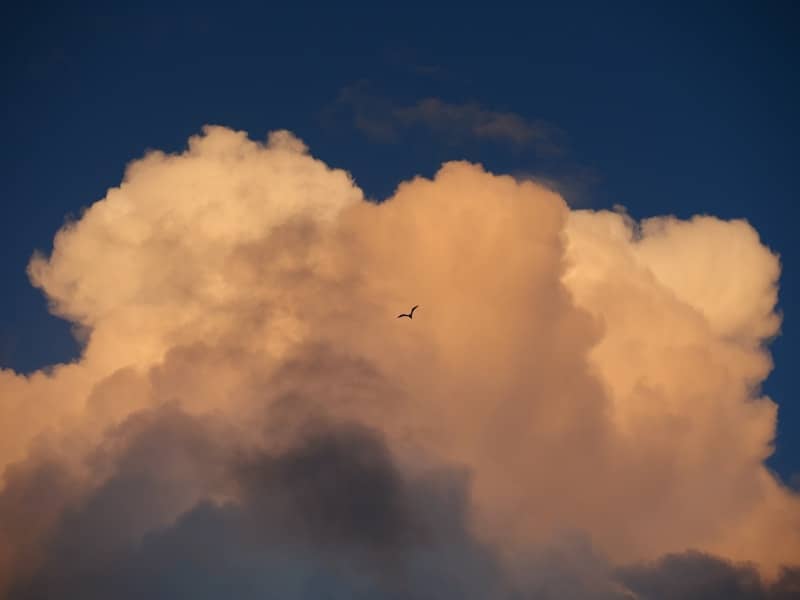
left=397, top=305, right=419, bottom=319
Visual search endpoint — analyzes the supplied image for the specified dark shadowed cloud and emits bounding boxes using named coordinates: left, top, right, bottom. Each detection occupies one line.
left=618, top=551, right=800, bottom=600
left=8, top=403, right=799, bottom=599
left=6, top=405, right=510, bottom=600
left=235, top=420, right=422, bottom=551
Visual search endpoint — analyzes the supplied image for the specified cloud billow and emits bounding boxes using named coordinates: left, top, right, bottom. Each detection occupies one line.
left=0, top=125, right=797, bottom=597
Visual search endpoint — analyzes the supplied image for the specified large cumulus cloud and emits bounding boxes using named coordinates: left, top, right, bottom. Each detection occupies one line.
left=0, top=125, right=797, bottom=597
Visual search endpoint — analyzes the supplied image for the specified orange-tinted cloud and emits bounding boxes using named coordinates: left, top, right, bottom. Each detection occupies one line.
left=0, top=126, right=797, bottom=597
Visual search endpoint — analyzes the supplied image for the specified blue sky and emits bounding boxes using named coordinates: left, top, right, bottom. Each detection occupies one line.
left=2, top=1, right=798, bottom=481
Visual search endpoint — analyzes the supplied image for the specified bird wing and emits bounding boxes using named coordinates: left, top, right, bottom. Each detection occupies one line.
left=409, top=305, right=419, bottom=316
left=397, top=313, right=406, bottom=318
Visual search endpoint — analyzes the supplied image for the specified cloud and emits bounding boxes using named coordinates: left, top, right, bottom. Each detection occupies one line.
left=235, top=420, right=423, bottom=552
left=8, top=407, right=509, bottom=599
left=513, top=166, right=602, bottom=208
left=0, top=126, right=797, bottom=597
left=617, top=551, right=800, bottom=599
left=10, top=405, right=795, bottom=599
left=333, top=82, right=564, bottom=154
left=395, top=98, right=561, bottom=150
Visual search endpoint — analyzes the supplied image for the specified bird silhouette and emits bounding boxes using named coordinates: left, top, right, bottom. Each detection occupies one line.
left=397, top=305, right=419, bottom=319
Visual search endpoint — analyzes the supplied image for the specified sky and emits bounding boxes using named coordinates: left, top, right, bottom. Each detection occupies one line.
left=1, top=2, right=799, bottom=598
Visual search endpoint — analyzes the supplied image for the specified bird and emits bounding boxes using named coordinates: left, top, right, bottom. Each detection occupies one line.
left=397, top=305, right=419, bottom=319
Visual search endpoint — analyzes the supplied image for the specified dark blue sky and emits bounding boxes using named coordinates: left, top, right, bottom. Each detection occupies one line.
left=2, top=2, right=798, bottom=480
